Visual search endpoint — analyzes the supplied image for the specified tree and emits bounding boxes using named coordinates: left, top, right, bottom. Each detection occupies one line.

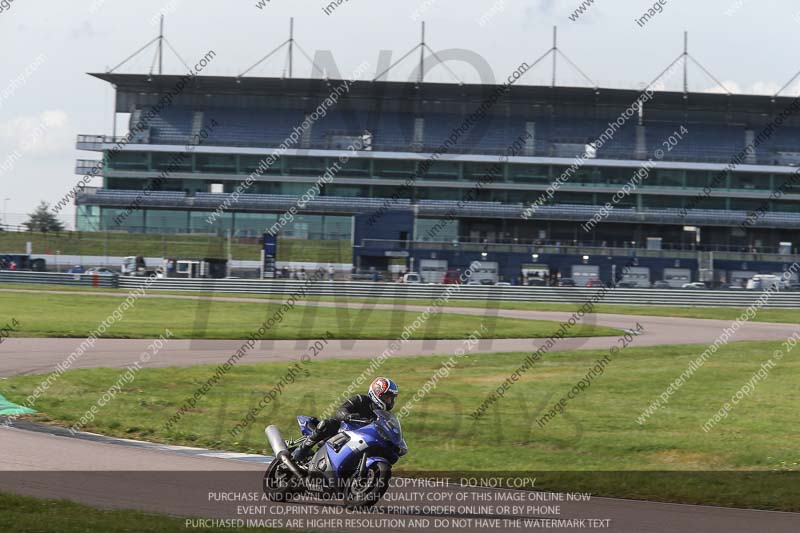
left=24, top=202, right=65, bottom=233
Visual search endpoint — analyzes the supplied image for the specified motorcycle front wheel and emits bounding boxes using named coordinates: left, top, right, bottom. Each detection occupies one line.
left=345, top=461, right=391, bottom=509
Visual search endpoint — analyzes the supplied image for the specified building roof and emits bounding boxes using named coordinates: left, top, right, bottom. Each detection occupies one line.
left=90, top=73, right=800, bottom=124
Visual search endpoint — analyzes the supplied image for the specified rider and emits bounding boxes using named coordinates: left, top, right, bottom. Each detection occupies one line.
left=292, top=377, right=399, bottom=462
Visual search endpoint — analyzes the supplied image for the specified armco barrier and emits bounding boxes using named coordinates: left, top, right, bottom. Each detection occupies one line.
left=114, top=278, right=800, bottom=309
left=0, top=270, right=119, bottom=288
left=2, top=272, right=799, bottom=308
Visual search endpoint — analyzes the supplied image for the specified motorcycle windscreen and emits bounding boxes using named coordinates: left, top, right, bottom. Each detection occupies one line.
left=374, top=409, right=407, bottom=452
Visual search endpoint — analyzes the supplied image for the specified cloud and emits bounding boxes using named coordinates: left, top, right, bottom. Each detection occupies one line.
left=0, top=110, right=71, bottom=156
left=702, top=80, right=794, bottom=96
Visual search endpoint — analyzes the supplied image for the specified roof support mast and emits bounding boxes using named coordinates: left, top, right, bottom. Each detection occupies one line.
left=648, top=31, right=730, bottom=95
left=107, top=16, right=189, bottom=75
left=419, top=21, right=425, bottom=84
left=373, top=22, right=461, bottom=84
left=158, top=16, right=164, bottom=75
left=552, top=26, right=557, bottom=88
left=683, top=31, right=688, bottom=94
left=238, top=18, right=322, bottom=79
left=288, top=17, right=294, bottom=79
left=515, top=26, right=596, bottom=90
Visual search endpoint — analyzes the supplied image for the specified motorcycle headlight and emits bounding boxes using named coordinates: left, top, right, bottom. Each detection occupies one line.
left=398, top=442, right=408, bottom=457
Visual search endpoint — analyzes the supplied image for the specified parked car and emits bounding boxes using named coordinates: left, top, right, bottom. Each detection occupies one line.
left=526, top=277, right=548, bottom=287
left=558, top=278, right=576, bottom=287
left=652, top=280, right=671, bottom=289
left=443, top=269, right=463, bottom=284
left=682, top=282, right=708, bottom=289
left=401, top=272, right=421, bottom=284
left=616, top=281, right=638, bottom=288
left=495, top=282, right=511, bottom=287
left=85, top=267, right=117, bottom=276
left=585, top=278, right=605, bottom=288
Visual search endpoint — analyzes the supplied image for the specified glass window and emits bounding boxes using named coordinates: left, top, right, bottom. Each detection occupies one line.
left=775, top=175, right=800, bottom=194
left=152, top=152, right=192, bottom=172
left=730, top=172, right=770, bottom=191
left=99, top=207, right=145, bottom=232
left=415, top=217, right=458, bottom=242
left=190, top=211, right=232, bottom=233
left=464, top=162, right=503, bottom=181
left=508, top=164, right=550, bottom=184
left=653, top=169, right=683, bottom=188
left=144, top=209, right=188, bottom=233
left=285, top=157, right=326, bottom=175
left=241, top=155, right=281, bottom=175
left=641, top=195, right=684, bottom=208
left=420, top=160, right=460, bottom=180
left=106, top=151, right=148, bottom=171
left=335, top=157, right=370, bottom=177
left=730, top=198, right=767, bottom=211
left=374, top=159, right=416, bottom=179
left=322, top=216, right=352, bottom=240
left=686, top=170, right=718, bottom=189
left=773, top=200, right=800, bottom=213
left=598, top=167, right=632, bottom=185
left=327, top=185, right=368, bottom=197
left=196, top=154, right=236, bottom=173
left=234, top=212, right=278, bottom=237
left=76, top=205, right=101, bottom=232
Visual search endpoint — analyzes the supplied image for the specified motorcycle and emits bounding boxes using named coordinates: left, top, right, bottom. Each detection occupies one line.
left=263, top=410, right=408, bottom=509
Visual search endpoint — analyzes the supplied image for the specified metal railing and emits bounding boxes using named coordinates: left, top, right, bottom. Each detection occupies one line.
left=2, top=271, right=798, bottom=307
left=76, top=133, right=800, bottom=167
left=0, top=271, right=119, bottom=288
left=113, top=278, right=800, bottom=308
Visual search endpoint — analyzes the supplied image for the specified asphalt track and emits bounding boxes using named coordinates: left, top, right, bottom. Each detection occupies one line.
left=1, top=289, right=799, bottom=531
left=0, top=289, right=797, bottom=376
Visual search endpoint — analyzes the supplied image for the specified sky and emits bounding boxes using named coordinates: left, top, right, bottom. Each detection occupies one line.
left=1, top=0, right=799, bottom=227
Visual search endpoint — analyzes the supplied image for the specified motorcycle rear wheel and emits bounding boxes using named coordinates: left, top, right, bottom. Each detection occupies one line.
left=345, top=462, right=391, bottom=509
left=263, top=458, right=304, bottom=502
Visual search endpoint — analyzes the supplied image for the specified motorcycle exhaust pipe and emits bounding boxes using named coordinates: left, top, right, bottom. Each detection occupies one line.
left=265, top=425, right=304, bottom=479
left=266, top=425, right=288, bottom=454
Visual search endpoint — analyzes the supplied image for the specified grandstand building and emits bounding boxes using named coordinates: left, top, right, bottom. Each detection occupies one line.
left=75, top=73, right=800, bottom=284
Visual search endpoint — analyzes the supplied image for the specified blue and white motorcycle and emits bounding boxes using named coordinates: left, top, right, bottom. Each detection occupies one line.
left=263, top=411, right=408, bottom=508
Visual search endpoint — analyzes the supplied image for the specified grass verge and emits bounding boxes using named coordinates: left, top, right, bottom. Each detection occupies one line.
left=4, top=340, right=799, bottom=510
left=0, top=492, right=288, bottom=533
left=0, top=231, right=350, bottom=262
left=3, top=283, right=800, bottom=324
left=0, top=291, right=618, bottom=340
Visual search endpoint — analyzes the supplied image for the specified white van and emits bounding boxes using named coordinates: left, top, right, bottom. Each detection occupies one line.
left=746, top=275, right=783, bottom=291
